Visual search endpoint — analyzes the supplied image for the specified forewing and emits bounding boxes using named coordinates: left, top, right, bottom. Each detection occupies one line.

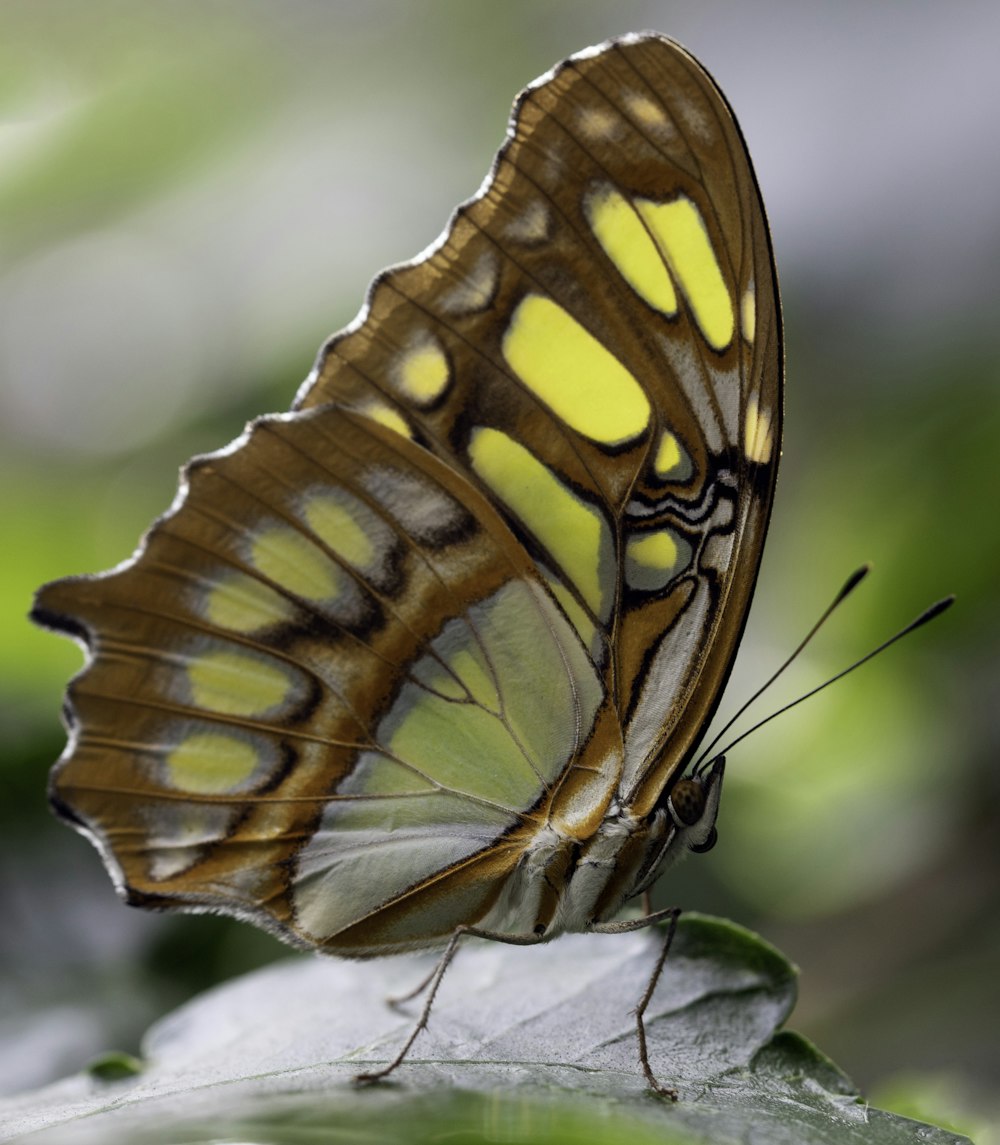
left=296, top=33, right=782, bottom=813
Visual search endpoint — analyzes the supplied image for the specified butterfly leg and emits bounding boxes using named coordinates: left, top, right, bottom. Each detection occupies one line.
left=385, top=962, right=438, bottom=1012
left=353, top=924, right=547, bottom=1086
left=591, top=906, right=682, bottom=1100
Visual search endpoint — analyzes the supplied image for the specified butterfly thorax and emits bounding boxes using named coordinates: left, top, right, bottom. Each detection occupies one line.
left=479, top=759, right=723, bottom=941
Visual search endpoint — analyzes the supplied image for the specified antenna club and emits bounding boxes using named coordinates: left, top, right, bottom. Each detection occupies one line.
left=923, top=595, right=956, bottom=622
left=836, top=563, right=872, bottom=604
left=901, top=594, right=956, bottom=638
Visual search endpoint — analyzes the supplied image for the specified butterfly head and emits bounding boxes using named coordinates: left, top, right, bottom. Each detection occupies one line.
left=665, top=756, right=725, bottom=855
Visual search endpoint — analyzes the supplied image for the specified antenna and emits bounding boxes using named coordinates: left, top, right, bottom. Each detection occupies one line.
left=693, top=563, right=872, bottom=772
left=695, top=591, right=955, bottom=774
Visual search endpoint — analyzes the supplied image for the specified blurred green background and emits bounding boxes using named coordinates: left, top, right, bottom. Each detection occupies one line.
left=1, top=0, right=997, bottom=1136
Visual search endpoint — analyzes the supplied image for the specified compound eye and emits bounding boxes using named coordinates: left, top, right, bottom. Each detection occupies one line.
left=668, top=777, right=706, bottom=826
left=689, top=826, right=718, bottom=854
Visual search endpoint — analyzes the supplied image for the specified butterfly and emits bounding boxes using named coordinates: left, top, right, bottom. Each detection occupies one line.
left=33, top=32, right=781, bottom=1097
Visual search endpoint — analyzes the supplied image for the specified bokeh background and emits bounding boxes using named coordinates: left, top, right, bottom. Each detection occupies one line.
left=2, top=0, right=997, bottom=1136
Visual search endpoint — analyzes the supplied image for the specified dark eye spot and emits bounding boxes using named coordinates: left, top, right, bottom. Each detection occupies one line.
left=669, top=778, right=706, bottom=826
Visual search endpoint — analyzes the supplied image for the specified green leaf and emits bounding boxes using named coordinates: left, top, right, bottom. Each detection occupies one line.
left=0, top=916, right=968, bottom=1145
left=85, top=1052, right=145, bottom=1082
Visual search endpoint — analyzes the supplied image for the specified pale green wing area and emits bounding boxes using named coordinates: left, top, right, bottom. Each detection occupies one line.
left=293, top=579, right=606, bottom=942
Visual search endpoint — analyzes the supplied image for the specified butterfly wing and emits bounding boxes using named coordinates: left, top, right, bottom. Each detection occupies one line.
left=295, top=33, right=781, bottom=817
left=33, top=33, right=780, bottom=955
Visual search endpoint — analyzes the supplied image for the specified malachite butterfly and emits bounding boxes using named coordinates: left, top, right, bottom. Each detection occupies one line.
left=33, top=32, right=781, bottom=1096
